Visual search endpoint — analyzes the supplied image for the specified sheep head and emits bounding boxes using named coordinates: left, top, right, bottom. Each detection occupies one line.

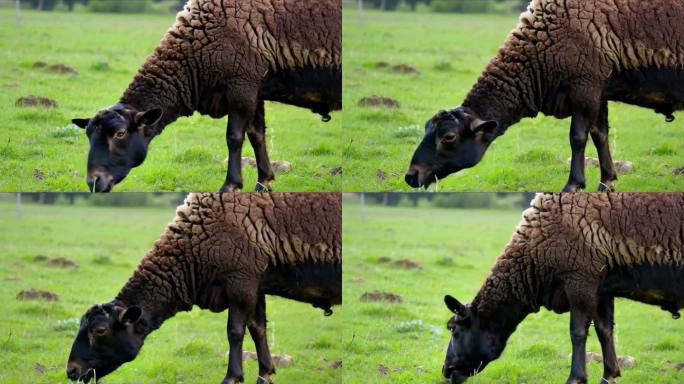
left=442, top=295, right=504, bottom=383
left=405, top=108, right=498, bottom=189
left=66, top=303, right=146, bottom=382
left=72, top=104, right=162, bottom=192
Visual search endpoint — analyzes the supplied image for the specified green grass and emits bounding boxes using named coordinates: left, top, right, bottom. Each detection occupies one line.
left=341, top=197, right=684, bottom=383
left=341, top=9, right=684, bottom=192
left=0, top=198, right=341, bottom=383
left=0, top=9, right=342, bottom=192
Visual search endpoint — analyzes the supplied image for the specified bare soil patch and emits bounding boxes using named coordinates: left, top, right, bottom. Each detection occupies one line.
left=358, top=96, right=400, bottom=108
left=16, top=96, right=57, bottom=108
left=16, top=289, right=59, bottom=301
left=360, top=291, right=403, bottom=303
left=33, top=61, right=78, bottom=75
left=393, top=259, right=422, bottom=270
left=240, top=157, right=291, bottom=173
left=35, top=255, right=79, bottom=268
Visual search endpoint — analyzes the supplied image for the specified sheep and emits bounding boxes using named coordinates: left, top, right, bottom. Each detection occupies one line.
left=442, top=193, right=683, bottom=384
left=71, top=0, right=341, bottom=192
left=406, top=0, right=684, bottom=192
left=66, top=193, right=341, bottom=384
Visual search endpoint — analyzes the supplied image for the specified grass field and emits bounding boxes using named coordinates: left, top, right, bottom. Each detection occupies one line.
left=342, top=196, right=684, bottom=383
left=0, top=197, right=342, bottom=384
left=0, top=9, right=342, bottom=192
left=342, top=10, right=684, bottom=192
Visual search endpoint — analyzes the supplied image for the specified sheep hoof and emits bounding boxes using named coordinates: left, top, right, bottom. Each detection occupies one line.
left=255, top=182, right=273, bottom=192
left=597, top=182, right=615, bottom=192
left=256, top=377, right=274, bottom=384
left=321, top=114, right=331, bottom=122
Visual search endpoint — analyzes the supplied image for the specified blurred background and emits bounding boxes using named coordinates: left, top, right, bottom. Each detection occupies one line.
left=0, top=0, right=186, bottom=14
left=348, top=0, right=528, bottom=13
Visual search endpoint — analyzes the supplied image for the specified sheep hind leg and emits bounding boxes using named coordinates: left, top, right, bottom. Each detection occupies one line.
left=221, top=114, right=248, bottom=192
left=590, top=102, right=617, bottom=192
left=248, top=101, right=275, bottom=192
left=248, top=294, right=275, bottom=384
left=566, top=294, right=596, bottom=384
left=223, top=306, right=250, bottom=384
left=594, top=296, right=620, bottom=383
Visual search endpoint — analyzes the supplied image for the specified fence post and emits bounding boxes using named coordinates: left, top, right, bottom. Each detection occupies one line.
left=16, top=0, right=21, bottom=27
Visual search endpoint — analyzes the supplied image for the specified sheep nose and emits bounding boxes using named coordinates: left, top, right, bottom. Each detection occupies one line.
left=66, top=363, right=81, bottom=380
left=405, top=165, right=425, bottom=188
left=86, top=169, right=114, bottom=193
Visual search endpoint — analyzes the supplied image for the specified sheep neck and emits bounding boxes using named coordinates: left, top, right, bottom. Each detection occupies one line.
left=462, top=40, right=544, bottom=135
left=114, top=247, right=195, bottom=337
left=472, top=239, right=540, bottom=338
left=119, top=52, right=196, bottom=137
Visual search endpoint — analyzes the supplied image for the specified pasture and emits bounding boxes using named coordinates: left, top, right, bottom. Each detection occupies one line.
left=0, top=8, right=342, bottom=192
left=342, top=9, right=684, bottom=192
left=0, top=196, right=342, bottom=383
left=341, top=196, right=684, bottom=383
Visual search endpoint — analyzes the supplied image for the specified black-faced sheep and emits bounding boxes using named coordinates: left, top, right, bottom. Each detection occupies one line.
left=442, top=193, right=683, bottom=384
left=66, top=193, right=341, bottom=384
left=406, top=0, right=684, bottom=192
left=72, top=0, right=341, bottom=192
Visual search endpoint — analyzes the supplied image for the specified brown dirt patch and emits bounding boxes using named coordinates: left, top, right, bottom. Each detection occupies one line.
left=16, top=289, right=59, bottom=301
left=358, top=96, right=400, bottom=109
left=34, top=362, right=46, bottom=374
left=673, top=168, right=684, bottom=176
left=330, top=360, right=342, bottom=369
left=35, top=255, right=79, bottom=268
left=16, top=96, right=57, bottom=108
left=330, top=166, right=343, bottom=176
left=675, top=362, right=684, bottom=371
left=394, top=259, right=422, bottom=269
left=378, top=364, right=389, bottom=375
left=361, top=291, right=403, bottom=303
left=376, top=169, right=387, bottom=181
left=391, top=63, right=420, bottom=74
left=33, top=61, right=78, bottom=74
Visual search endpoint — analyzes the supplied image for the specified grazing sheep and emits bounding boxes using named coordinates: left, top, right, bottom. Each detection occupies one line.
left=72, top=0, right=341, bottom=192
left=406, top=0, right=684, bottom=191
left=442, top=193, right=683, bottom=384
left=66, top=193, right=341, bottom=384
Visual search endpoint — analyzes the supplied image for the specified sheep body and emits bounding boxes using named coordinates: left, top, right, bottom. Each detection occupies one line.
left=75, top=0, right=341, bottom=192
left=443, top=193, right=683, bottom=384
left=67, top=193, right=341, bottom=384
left=408, top=0, right=684, bottom=191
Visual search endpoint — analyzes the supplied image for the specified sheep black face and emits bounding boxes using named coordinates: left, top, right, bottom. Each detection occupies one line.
left=72, top=105, right=162, bottom=192
left=442, top=295, right=504, bottom=384
left=405, top=108, right=498, bottom=189
left=66, top=303, right=145, bottom=383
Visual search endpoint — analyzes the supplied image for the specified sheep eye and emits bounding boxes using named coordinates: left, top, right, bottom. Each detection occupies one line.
left=114, top=130, right=126, bottom=139
left=442, top=133, right=458, bottom=144
left=93, top=326, right=108, bottom=336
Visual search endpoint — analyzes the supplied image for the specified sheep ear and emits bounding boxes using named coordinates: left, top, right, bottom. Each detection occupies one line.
left=444, top=295, right=468, bottom=317
left=470, top=118, right=498, bottom=134
left=134, top=108, right=163, bottom=126
left=119, top=306, right=143, bottom=324
left=72, top=118, right=90, bottom=129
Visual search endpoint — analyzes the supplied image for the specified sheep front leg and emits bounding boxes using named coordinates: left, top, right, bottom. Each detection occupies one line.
left=223, top=306, right=250, bottom=384
left=247, top=101, right=275, bottom=192
left=221, top=114, right=248, bottom=192
left=594, top=296, right=620, bottom=383
left=590, top=101, right=617, bottom=192
left=567, top=297, right=595, bottom=384
left=248, top=294, right=275, bottom=384
left=563, top=114, right=591, bottom=192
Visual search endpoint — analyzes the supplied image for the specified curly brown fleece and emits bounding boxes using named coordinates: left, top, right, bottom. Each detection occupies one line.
left=114, top=193, right=341, bottom=327
left=474, top=193, right=684, bottom=317
left=464, top=0, right=684, bottom=125
left=122, top=0, right=341, bottom=122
